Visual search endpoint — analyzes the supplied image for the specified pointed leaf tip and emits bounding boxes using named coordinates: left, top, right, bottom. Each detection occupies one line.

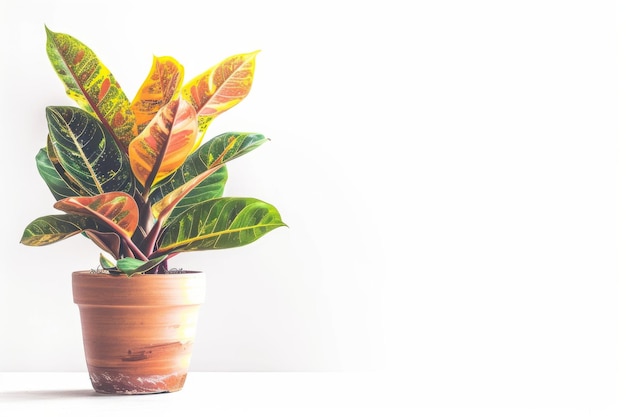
left=181, top=50, right=260, bottom=133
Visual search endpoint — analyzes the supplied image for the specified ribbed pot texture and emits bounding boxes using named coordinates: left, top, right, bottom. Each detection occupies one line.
left=72, top=271, right=206, bottom=395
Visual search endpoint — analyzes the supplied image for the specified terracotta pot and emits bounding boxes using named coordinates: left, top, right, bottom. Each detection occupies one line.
left=72, top=270, right=206, bottom=395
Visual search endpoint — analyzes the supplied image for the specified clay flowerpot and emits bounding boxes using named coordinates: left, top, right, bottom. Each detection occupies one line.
left=72, top=270, right=206, bottom=394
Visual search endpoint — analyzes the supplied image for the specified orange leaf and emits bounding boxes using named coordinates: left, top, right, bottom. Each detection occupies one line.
left=128, top=97, right=198, bottom=189
left=53, top=192, right=139, bottom=238
left=182, top=51, right=259, bottom=133
left=131, top=56, right=184, bottom=133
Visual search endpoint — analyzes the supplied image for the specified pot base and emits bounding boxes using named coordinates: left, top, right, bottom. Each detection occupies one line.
left=89, top=368, right=187, bottom=394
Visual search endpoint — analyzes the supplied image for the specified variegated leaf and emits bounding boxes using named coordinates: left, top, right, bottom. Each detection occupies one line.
left=193, top=132, right=268, bottom=166
left=20, top=214, right=105, bottom=246
left=36, top=147, right=84, bottom=200
left=150, top=164, right=223, bottom=226
left=45, top=27, right=138, bottom=150
left=149, top=132, right=267, bottom=221
left=155, top=197, right=286, bottom=256
left=54, top=192, right=139, bottom=238
left=131, top=56, right=184, bottom=134
left=150, top=166, right=227, bottom=218
left=45, top=136, right=88, bottom=195
left=128, top=97, right=198, bottom=189
left=182, top=51, right=258, bottom=133
left=46, top=106, right=134, bottom=195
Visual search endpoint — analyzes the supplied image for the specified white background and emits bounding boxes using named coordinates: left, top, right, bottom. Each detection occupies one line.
left=0, top=0, right=622, bottom=412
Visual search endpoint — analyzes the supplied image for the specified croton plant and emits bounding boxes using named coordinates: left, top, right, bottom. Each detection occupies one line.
left=20, top=27, right=286, bottom=276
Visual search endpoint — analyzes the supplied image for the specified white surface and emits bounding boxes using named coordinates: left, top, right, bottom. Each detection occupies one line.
left=0, top=372, right=624, bottom=417
left=0, top=0, right=623, bottom=411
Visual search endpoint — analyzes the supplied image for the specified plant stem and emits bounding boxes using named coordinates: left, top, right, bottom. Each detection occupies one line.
left=122, top=235, right=149, bottom=261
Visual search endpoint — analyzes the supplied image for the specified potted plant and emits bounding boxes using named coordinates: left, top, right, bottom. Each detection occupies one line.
left=20, top=26, right=286, bottom=394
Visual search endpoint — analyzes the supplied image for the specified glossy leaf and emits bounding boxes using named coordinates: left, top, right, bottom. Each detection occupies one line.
left=45, top=27, right=137, bottom=150
left=116, top=255, right=168, bottom=276
left=195, top=132, right=268, bottom=166
left=20, top=214, right=105, bottom=246
left=182, top=51, right=258, bottom=133
left=46, top=106, right=134, bottom=195
left=54, top=192, right=139, bottom=238
left=22, top=30, right=287, bottom=267
left=150, top=166, right=227, bottom=219
left=155, top=197, right=286, bottom=256
left=131, top=56, right=184, bottom=133
left=36, top=147, right=83, bottom=200
left=151, top=164, right=223, bottom=226
left=128, top=97, right=197, bottom=189
left=45, top=136, right=89, bottom=196
left=149, top=132, right=267, bottom=221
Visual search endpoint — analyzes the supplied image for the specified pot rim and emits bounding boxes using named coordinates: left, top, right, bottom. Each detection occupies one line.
left=72, top=270, right=206, bottom=306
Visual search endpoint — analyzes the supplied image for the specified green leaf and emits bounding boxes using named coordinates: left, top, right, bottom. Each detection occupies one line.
left=149, top=132, right=267, bottom=221
left=99, top=253, right=116, bottom=269
left=116, top=255, right=168, bottom=276
left=198, top=132, right=269, bottom=166
left=155, top=197, right=286, bottom=256
left=45, top=26, right=137, bottom=150
left=150, top=165, right=223, bottom=227
left=46, top=106, right=134, bottom=195
left=150, top=166, right=226, bottom=218
left=20, top=214, right=106, bottom=246
left=35, top=147, right=83, bottom=200
left=45, top=136, right=90, bottom=195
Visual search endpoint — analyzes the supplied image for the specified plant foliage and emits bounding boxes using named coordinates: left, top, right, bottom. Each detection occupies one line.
left=21, top=27, right=286, bottom=276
